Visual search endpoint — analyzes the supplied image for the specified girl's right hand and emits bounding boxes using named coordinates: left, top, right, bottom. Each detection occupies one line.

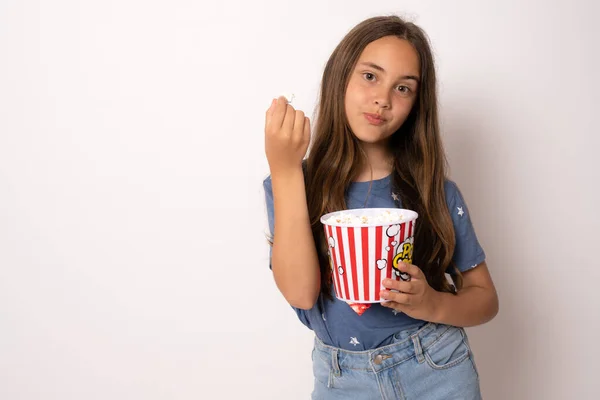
left=264, top=96, right=311, bottom=175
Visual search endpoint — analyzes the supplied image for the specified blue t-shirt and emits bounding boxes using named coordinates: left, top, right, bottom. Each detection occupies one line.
left=263, top=174, right=485, bottom=351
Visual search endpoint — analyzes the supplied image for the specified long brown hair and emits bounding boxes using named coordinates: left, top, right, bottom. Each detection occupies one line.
left=306, top=15, right=463, bottom=300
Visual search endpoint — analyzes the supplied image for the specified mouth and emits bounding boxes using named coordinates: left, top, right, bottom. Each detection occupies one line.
left=364, top=113, right=386, bottom=125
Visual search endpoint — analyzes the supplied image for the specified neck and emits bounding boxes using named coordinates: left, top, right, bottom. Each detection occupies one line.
left=354, top=141, right=393, bottom=182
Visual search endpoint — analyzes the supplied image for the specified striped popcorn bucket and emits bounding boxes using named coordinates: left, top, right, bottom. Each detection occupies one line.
left=320, top=208, right=418, bottom=303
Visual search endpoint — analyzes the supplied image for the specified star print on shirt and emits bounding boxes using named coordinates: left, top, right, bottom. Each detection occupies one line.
left=392, top=309, right=401, bottom=316
left=349, top=337, right=360, bottom=346
left=392, top=192, right=400, bottom=201
left=457, top=206, right=464, bottom=217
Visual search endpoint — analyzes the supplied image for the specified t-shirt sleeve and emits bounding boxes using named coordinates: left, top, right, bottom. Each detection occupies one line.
left=262, top=175, right=314, bottom=327
left=444, top=180, right=486, bottom=274
left=263, top=176, right=275, bottom=270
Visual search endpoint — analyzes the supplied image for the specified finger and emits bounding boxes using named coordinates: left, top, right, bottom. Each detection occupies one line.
left=380, top=290, right=410, bottom=305
left=381, top=278, right=415, bottom=294
left=381, top=278, right=400, bottom=291
left=293, top=109, right=305, bottom=141
left=397, top=262, right=424, bottom=279
left=381, top=301, right=405, bottom=311
left=281, top=103, right=296, bottom=136
left=303, top=116, right=311, bottom=141
left=390, top=279, right=417, bottom=294
left=269, top=96, right=288, bottom=131
left=265, top=98, right=277, bottom=127
left=276, top=95, right=290, bottom=106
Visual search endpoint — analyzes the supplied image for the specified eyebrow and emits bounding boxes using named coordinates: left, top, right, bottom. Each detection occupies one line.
left=358, top=62, right=420, bottom=82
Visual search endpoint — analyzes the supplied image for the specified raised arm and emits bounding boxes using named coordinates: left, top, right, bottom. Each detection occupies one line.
left=264, top=96, right=320, bottom=309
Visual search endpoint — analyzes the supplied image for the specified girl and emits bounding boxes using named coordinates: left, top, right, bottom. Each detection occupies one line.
left=263, top=15, right=498, bottom=399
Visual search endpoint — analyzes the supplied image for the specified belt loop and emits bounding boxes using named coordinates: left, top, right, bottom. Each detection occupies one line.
left=412, top=334, right=425, bottom=363
left=331, top=348, right=341, bottom=377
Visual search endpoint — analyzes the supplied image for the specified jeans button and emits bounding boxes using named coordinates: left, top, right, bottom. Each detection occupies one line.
left=373, top=355, right=383, bottom=365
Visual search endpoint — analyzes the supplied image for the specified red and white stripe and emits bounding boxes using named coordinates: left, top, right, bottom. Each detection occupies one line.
left=324, top=220, right=416, bottom=302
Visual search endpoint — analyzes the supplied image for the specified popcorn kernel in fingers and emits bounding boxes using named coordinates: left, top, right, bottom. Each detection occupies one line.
left=280, top=93, right=295, bottom=104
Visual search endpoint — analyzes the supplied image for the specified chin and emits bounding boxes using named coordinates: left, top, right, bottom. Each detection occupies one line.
left=352, top=131, right=392, bottom=145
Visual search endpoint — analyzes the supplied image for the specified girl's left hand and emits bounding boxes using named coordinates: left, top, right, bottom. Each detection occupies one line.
left=380, top=262, right=440, bottom=322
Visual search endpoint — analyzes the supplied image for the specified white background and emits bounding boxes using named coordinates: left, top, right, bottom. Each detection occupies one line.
left=1, top=1, right=599, bottom=399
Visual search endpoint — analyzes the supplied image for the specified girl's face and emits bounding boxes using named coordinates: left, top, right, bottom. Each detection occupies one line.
left=344, top=36, right=420, bottom=146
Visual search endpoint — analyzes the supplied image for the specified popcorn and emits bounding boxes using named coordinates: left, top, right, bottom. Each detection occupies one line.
left=325, top=210, right=404, bottom=225
left=280, top=93, right=295, bottom=104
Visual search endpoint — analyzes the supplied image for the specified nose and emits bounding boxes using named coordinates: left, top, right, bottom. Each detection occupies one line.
left=373, top=89, right=391, bottom=109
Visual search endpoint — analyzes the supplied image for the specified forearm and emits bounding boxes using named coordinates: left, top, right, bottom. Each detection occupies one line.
left=430, top=285, right=499, bottom=327
left=271, top=168, right=321, bottom=309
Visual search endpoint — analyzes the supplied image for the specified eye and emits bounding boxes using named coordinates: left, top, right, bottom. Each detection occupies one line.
left=363, top=72, right=376, bottom=81
left=396, top=85, right=411, bottom=94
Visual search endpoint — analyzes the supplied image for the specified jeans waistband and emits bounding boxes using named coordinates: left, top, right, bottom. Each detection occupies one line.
left=313, top=322, right=462, bottom=373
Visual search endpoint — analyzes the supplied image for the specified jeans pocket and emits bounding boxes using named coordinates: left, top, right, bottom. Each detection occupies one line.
left=424, top=326, right=471, bottom=370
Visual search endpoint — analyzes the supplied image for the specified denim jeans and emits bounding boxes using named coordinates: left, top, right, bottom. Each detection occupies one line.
left=311, top=322, right=481, bottom=399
